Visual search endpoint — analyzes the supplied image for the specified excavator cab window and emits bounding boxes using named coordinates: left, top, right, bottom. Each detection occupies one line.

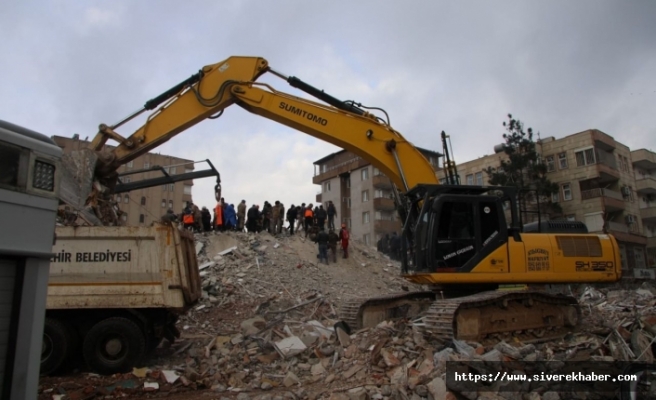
left=425, top=194, right=507, bottom=272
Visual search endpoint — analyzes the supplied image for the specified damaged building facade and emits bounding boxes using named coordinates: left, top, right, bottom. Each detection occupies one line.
left=312, top=148, right=441, bottom=246
left=451, top=129, right=656, bottom=277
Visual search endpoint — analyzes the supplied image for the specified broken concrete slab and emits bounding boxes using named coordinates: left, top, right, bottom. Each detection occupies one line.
left=199, top=261, right=215, bottom=270
left=241, top=316, right=267, bottom=336
left=219, top=246, right=238, bottom=256
left=274, top=336, right=307, bottom=358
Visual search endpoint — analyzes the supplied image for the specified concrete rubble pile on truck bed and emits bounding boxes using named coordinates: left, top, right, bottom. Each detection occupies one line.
left=39, top=231, right=656, bottom=400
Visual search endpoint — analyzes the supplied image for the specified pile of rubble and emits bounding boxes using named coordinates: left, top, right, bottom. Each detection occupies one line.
left=38, top=232, right=656, bottom=400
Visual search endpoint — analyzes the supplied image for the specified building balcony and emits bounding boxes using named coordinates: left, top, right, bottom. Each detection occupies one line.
left=647, top=236, right=656, bottom=249
left=372, top=174, right=393, bottom=189
left=631, top=149, right=656, bottom=171
left=312, top=157, right=369, bottom=184
left=373, top=197, right=396, bottom=211
left=594, top=150, right=620, bottom=183
left=606, top=221, right=648, bottom=245
left=580, top=188, right=625, bottom=212
left=591, top=130, right=616, bottom=152
left=641, top=205, right=656, bottom=223
left=635, top=177, right=656, bottom=195
left=374, top=219, right=401, bottom=234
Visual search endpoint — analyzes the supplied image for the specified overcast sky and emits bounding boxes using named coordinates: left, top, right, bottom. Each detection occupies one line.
left=2, top=0, right=655, bottom=212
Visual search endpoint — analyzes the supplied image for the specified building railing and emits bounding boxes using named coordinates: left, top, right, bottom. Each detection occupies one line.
left=580, top=188, right=623, bottom=201
left=606, top=221, right=629, bottom=233
left=314, top=157, right=361, bottom=176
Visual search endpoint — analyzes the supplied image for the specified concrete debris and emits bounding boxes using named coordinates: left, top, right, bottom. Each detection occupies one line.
left=38, top=229, right=656, bottom=399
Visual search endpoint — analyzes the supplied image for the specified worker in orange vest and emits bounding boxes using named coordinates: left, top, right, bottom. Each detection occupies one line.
left=182, top=204, right=195, bottom=231
left=214, top=202, right=223, bottom=232
left=304, top=204, right=314, bottom=238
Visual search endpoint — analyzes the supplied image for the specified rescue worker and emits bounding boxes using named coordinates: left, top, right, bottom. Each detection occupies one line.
left=237, top=200, right=246, bottom=232
left=304, top=204, right=314, bottom=237
left=327, top=201, right=337, bottom=230
left=286, top=204, right=297, bottom=235
left=224, top=203, right=237, bottom=230
left=193, top=204, right=203, bottom=232
left=182, top=206, right=195, bottom=231
left=315, top=227, right=329, bottom=264
left=246, top=204, right=259, bottom=233
left=161, top=208, right=178, bottom=224
left=201, top=206, right=212, bottom=232
left=213, top=201, right=223, bottom=232
left=327, top=228, right=339, bottom=263
left=271, top=200, right=281, bottom=234
left=278, top=203, right=285, bottom=234
left=262, top=201, right=272, bottom=232
left=315, top=205, right=327, bottom=230
left=339, top=223, right=350, bottom=259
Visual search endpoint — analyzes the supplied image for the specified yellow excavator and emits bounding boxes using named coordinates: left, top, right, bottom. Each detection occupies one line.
left=64, top=56, right=622, bottom=343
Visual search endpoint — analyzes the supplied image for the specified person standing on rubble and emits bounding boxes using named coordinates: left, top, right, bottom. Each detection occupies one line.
left=315, top=227, right=329, bottom=264
left=213, top=201, right=223, bottom=232
left=270, top=201, right=281, bottom=234
left=193, top=204, right=203, bottom=232
left=262, top=201, right=272, bottom=232
left=224, top=203, right=237, bottom=230
left=237, top=200, right=246, bottom=232
left=328, top=228, right=339, bottom=263
left=296, top=203, right=305, bottom=233
left=201, top=206, right=212, bottom=232
left=327, top=201, right=337, bottom=230
left=278, top=203, right=285, bottom=234
left=246, top=204, right=259, bottom=232
left=286, top=204, right=297, bottom=235
left=315, top=205, right=327, bottom=230
left=304, top=204, right=314, bottom=238
left=339, top=223, right=350, bottom=259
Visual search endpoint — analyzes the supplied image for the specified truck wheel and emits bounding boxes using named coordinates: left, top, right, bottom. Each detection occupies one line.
left=83, top=317, right=146, bottom=375
left=41, top=318, right=72, bottom=375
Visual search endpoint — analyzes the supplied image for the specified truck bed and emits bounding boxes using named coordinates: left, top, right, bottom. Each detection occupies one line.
left=48, top=223, right=201, bottom=310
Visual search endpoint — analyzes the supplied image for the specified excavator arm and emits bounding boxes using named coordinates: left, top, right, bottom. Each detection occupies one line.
left=89, top=56, right=438, bottom=198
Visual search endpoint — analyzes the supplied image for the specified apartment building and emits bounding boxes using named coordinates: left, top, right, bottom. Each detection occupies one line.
left=449, top=129, right=655, bottom=277
left=312, top=148, right=441, bottom=246
left=53, top=135, right=194, bottom=226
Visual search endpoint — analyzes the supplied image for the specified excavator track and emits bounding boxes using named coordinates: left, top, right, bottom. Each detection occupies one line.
left=339, top=290, right=581, bottom=343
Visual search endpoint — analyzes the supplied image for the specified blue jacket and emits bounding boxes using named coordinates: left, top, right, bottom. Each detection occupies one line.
left=225, top=204, right=237, bottom=226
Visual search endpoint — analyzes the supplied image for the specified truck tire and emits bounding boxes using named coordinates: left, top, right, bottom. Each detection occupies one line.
left=82, top=317, right=146, bottom=375
left=41, top=318, right=73, bottom=375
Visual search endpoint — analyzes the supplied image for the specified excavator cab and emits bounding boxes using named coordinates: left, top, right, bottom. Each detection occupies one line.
left=406, top=184, right=519, bottom=275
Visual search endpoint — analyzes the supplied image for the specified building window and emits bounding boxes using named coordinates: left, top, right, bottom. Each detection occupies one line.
left=558, top=152, right=568, bottom=169
left=169, top=183, right=175, bottom=192
left=144, top=162, right=150, bottom=169
left=475, top=172, right=483, bottom=185
left=545, top=156, right=555, bottom=172
left=161, top=199, right=166, bottom=208
left=375, top=189, right=385, bottom=198
left=122, top=176, right=131, bottom=183
left=345, top=177, right=351, bottom=188
left=373, top=167, right=380, bottom=176
left=169, top=200, right=173, bottom=209
left=139, top=214, right=145, bottom=223
left=561, top=183, right=572, bottom=201
left=361, top=168, right=369, bottom=181
left=124, top=194, right=129, bottom=204
left=121, top=214, right=128, bottom=222
left=363, top=212, right=370, bottom=224
left=170, top=167, right=177, bottom=175
left=362, top=190, right=369, bottom=202
left=622, top=156, right=630, bottom=173
left=575, top=148, right=595, bottom=166
left=163, top=185, right=167, bottom=191
left=183, top=185, right=191, bottom=195
left=127, top=161, right=134, bottom=169
left=322, top=164, right=327, bottom=173
left=323, top=181, right=331, bottom=192
left=141, top=196, right=146, bottom=206
left=466, top=174, right=474, bottom=185
left=344, top=218, right=352, bottom=229
left=363, top=234, right=370, bottom=245
left=551, top=192, right=559, bottom=203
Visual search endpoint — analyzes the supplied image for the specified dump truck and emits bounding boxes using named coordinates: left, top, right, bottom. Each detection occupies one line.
left=41, top=222, right=201, bottom=375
